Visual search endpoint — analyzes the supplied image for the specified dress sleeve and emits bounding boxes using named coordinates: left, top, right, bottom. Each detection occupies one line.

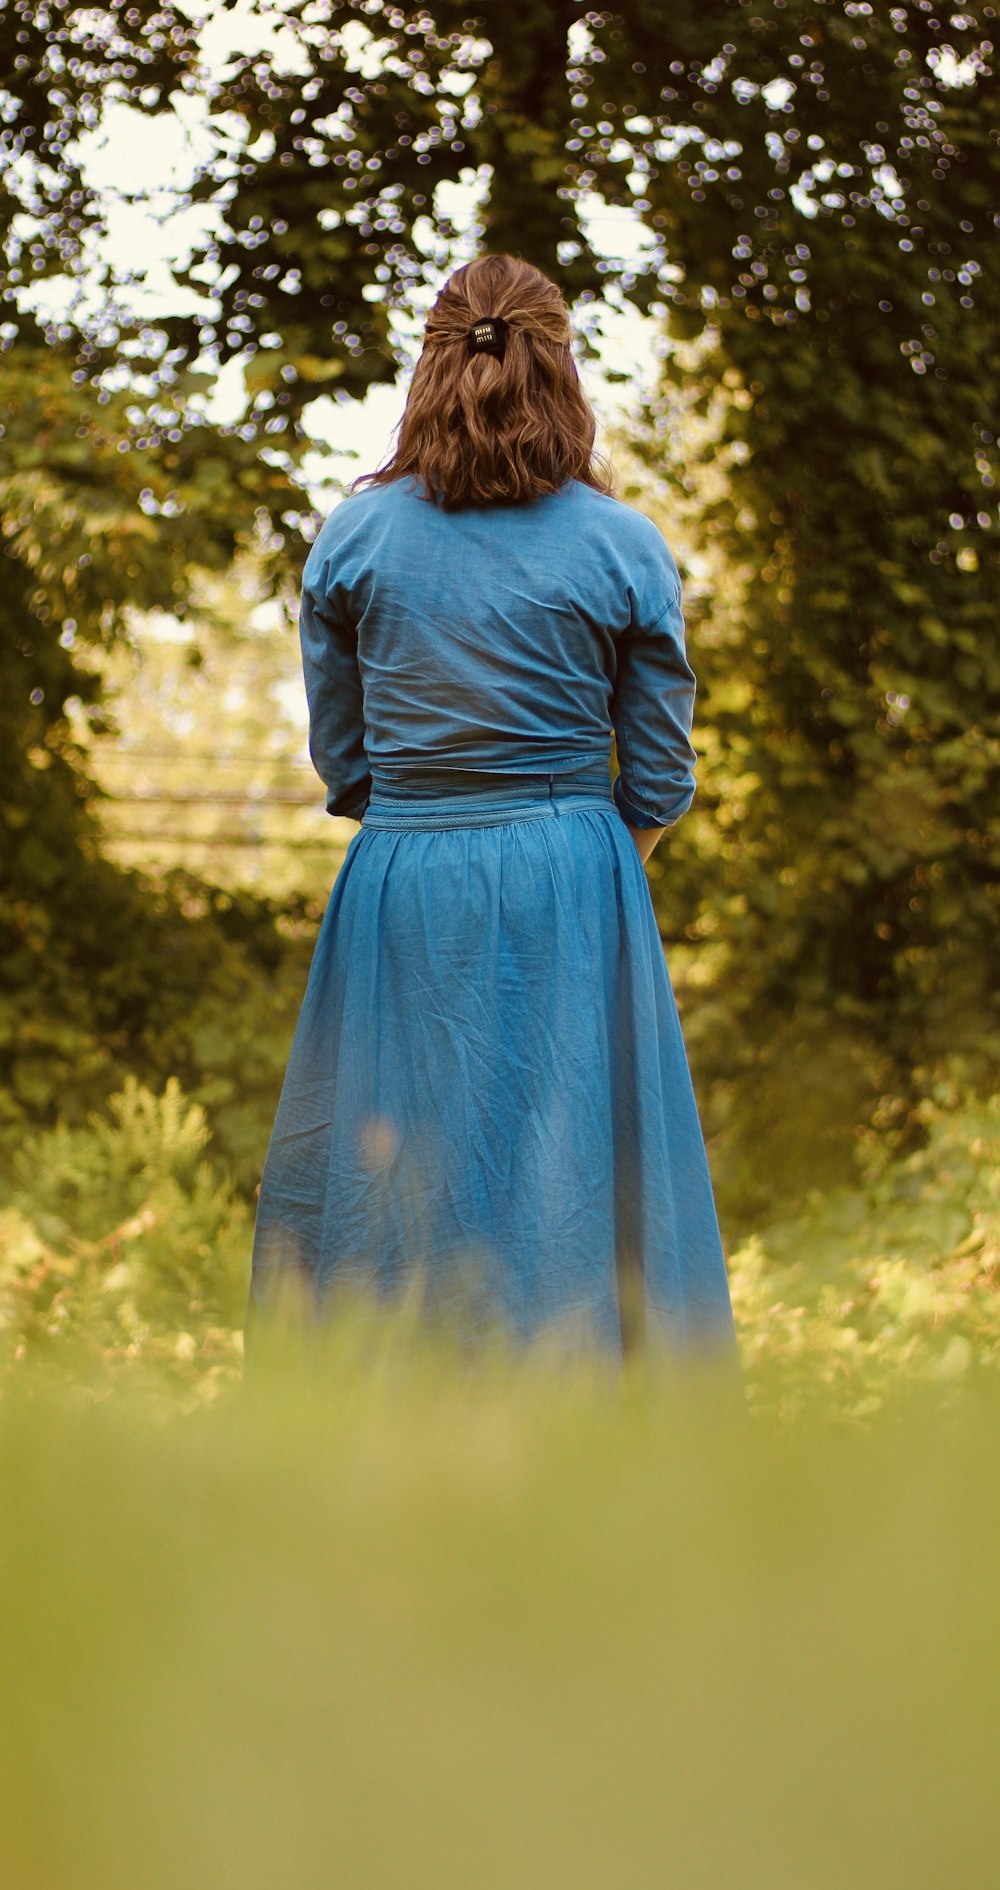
left=298, top=568, right=371, bottom=822
left=611, top=539, right=698, bottom=831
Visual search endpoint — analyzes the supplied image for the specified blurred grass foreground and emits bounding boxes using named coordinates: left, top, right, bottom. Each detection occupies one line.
left=1, top=1312, right=999, bottom=1890
left=1, top=1070, right=998, bottom=1888
left=0, top=1085, right=995, bottom=1890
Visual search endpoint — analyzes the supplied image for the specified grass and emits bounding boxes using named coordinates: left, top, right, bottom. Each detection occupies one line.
left=1, top=1294, right=998, bottom=1889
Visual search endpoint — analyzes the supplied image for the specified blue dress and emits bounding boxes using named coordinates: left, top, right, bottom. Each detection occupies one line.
left=245, top=477, right=737, bottom=1361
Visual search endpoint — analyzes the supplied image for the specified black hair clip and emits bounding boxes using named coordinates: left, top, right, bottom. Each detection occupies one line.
left=467, top=316, right=508, bottom=361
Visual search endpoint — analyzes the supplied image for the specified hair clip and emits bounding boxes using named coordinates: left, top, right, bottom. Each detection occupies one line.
left=467, top=316, right=508, bottom=360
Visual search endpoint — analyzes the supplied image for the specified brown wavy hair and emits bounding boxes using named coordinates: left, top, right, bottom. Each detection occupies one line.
left=352, top=254, right=615, bottom=510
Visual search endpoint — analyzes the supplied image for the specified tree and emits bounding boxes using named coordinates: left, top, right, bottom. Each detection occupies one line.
left=613, top=2, right=1000, bottom=1207
left=3, top=1, right=997, bottom=1214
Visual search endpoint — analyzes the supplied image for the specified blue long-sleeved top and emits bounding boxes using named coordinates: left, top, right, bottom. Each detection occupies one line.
left=298, top=475, right=699, bottom=830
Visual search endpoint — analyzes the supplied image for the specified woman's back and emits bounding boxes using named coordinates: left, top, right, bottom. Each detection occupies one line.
left=301, top=475, right=699, bottom=829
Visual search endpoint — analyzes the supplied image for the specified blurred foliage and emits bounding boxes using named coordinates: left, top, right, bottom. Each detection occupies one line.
left=2, top=1069, right=997, bottom=1425
left=623, top=54, right=999, bottom=1187
left=0, top=847, right=312, bottom=1187
left=729, top=1075, right=1000, bottom=1420
left=0, top=1077, right=247, bottom=1380
left=0, top=334, right=300, bottom=635
left=74, top=562, right=354, bottom=900
left=0, top=546, right=313, bottom=1182
left=0, top=333, right=312, bottom=1176
left=6, top=3, right=995, bottom=422
left=601, top=2, right=998, bottom=1204
left=2, top=1275, right=1000, bottom=1889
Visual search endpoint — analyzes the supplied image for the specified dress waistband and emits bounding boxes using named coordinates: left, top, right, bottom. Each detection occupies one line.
left=362, top=764, right=614, bottom=832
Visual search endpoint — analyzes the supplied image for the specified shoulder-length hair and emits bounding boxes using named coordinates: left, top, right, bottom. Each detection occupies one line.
left=352, top=253, right=615, bottom=510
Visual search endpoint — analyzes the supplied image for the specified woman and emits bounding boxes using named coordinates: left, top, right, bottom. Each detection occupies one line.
left=245, top=252, right=737, bottom=1365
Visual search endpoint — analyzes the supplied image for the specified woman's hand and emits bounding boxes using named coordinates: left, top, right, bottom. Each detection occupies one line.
left=625, top=823, right=667, bottom=864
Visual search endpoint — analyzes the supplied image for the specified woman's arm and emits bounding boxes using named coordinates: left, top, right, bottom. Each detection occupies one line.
left=625, top=822, right=667, bottom=864
left=299, top=575, right=371, bottom=822
left=611, top=530, right=698, bottom=854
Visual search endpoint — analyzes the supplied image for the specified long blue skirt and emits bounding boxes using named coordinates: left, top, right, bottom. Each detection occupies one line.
left=245, top=767, right=737, bottom=1362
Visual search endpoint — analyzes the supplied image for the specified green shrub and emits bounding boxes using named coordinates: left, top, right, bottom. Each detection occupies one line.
left=729, top=1079, right=1000, bottom=1418
left=0, top=1076, right=248, bottom=1377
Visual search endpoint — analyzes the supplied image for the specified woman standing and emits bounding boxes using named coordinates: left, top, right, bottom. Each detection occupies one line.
left=245, top=252, right=737, bottom=1365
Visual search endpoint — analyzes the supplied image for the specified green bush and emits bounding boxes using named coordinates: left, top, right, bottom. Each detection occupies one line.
left=0, top=1076, right=248, bottom=1378
left=729, top=1078, right=1000, bottom=1418
left=0, top=848, right=314, bottom=1194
